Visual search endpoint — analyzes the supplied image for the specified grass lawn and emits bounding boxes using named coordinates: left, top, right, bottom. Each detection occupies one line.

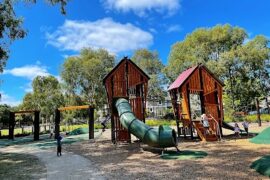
left=0, top=152, right=46, bottom=180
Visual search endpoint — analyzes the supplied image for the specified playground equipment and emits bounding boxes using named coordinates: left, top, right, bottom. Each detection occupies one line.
left=168, top=64, right=224, bottom=141
left=54, top=105, right=95, bottom=139
left=9, top=110, right=40, bottom=140
left=116, top=98, right=177, bottom=148
left=104, top=57, right=177, bottom=148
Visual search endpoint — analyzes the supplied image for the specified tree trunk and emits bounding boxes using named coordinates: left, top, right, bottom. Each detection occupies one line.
left=256, top=98, right=261, bottom=126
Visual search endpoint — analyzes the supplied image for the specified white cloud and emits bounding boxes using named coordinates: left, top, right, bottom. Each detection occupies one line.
left=3, top=65, right=50, bottom=80
left=102, top=0, right=181, bottom=16
left=20, top=82, right=33, bottom=93
left=166, top=24, right=182, bottom=33
left=149, top=28, right=157, bottom=34
left=0, top=91, right=21, bottom=107
left=46, top=18, right=153, bottom=53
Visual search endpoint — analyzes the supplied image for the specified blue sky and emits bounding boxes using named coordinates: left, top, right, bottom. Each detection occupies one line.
left=1, top=0, right=270, bottom=106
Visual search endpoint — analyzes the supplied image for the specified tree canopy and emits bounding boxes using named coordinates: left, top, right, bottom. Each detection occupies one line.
left=21, top=75, right=64, bottom=123
left=61, top=48, right=115, bottom=108
left=165, top=24, right=270, bottom=110
left=131, top=49, right=167, bottom=100
left=0, top=0, right=67, bottom=73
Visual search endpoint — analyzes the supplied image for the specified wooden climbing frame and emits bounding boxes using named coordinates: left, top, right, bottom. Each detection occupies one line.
left=103, top=57, right=149, bottom=143
left=9, top=110, right=40, bottom=140
left=168, top=64, right=224, bottom=141
left=54, top=105, right=94, bottom=139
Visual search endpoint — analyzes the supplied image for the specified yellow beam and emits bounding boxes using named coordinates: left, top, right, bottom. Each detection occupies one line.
left=13, top=110, right=39, bottom=115
left=58, top=105, right=92, bottom=111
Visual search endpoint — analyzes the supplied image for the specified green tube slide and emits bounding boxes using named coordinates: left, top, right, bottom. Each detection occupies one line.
left=115, top=98, right=177, bottom=148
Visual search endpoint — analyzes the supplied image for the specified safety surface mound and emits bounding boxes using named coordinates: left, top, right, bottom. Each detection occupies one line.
left=250, top=155, right=270, bottom=177
left=250, top=127, right=270, bottom=144
left=161, top=150, right=207, bottom=160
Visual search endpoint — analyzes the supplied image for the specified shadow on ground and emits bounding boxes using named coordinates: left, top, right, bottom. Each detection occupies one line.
left=0, top=152, right=46, bottom=180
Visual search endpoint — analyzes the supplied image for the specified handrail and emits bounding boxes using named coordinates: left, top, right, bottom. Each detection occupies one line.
left=207, top=114, right=222, bottom=141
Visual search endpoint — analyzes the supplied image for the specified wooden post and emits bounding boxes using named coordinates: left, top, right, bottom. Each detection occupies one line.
left=55, top=109, right=60, bottom=139
left=214, top=83, right=223, bottom=137
left=186, top=84, right=193, bottom=139
left=256, top=98, right=261, bottom=127
left=199, top=67, right=205, bottom=114
left=34, top=111, right=40, bottom=141
left=111, top=77, right=116, bottom=143
left=9, top=112, right=15, bottom=140
left=88, top=107, right=94, bottom=139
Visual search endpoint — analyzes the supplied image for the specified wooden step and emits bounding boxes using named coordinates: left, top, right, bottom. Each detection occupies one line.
left=205, top=134, right=218, bottom=141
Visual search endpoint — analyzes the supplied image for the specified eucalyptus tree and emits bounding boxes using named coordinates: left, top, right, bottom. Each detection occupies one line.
left=0, top=0, right=67, bottom=73
left=165, top=24, right=270, bottom=110
left=21, top=75, right=64, bottom=125
left=61, top=48, right=115, bottom=109
left=132, top=49, right=167, bottom=101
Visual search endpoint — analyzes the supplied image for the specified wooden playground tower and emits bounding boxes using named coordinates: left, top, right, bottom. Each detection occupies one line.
left=9, top=110, right=40, bottom=140
left=168, top=64, right=224, bottom=141
left=103, top=57, right=149, bottom=143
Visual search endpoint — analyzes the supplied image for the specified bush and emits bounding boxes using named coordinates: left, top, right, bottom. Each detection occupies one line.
left=246, top=114, right=270, bottom=123
left=224, top=114, right=270, bottom=123
left=163, top=113, right=175, bottom=120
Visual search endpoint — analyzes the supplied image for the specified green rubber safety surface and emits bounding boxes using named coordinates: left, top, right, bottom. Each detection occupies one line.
left=250, top=127, right=270, bottom=144
left=161, top=150, right=208, bottom=160
left=250, top=155, right=270, bottom=177
left=68, top=127, right=98, bottom=135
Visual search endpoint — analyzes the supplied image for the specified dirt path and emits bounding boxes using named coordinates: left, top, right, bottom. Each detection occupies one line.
left=0, top=144, right=106, bottom=180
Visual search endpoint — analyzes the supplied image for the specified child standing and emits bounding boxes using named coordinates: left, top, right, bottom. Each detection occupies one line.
left=101, top=114, right=110, bottom=132
left=56, top=134, right=63, bottom=156
left=201, top=114, right=210, bottom=136
left=234, top=122, right=240, bottom=137
left=242, top=120, right=249, bottom=136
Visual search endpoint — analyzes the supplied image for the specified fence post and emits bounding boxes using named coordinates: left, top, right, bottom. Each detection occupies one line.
left=9, top=112, right=15, bottom=140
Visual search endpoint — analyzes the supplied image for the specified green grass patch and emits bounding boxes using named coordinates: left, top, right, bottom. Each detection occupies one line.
left=59, top=123, right=110, bottom=132
left=246, top=114, right=270, bottom=123
left=0, top=123, right=108, bottom=137
left=0, top=128, right=32, bottom=136
left=0, top=152, right=46, bottom=180
left=224, top=114, right=270, bottom=123
left=146, top=119, right=176, bottom=126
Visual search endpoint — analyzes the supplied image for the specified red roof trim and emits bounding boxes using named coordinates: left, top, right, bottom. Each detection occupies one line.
left=168, top=64, right=225, bottom=91
left=168, top=66, right=198, bottom=90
